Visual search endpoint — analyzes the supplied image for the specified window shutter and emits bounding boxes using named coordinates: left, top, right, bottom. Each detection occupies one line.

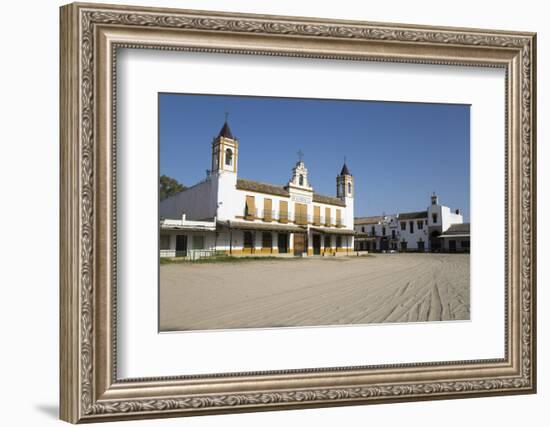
left=263, top=198, right=272, bottom=222
left=336, top=209, right=342, bottom=226
left=279, top=200, right=288, bottom=223
left=245, top=196, right=255, bottom=220
left=295, top=203, right=307, bottom=225
left=325, top=207, right=331, bottom=226
left=314, top=206, right=320, bottom=225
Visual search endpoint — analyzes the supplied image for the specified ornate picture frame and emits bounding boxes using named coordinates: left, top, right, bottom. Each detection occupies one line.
left=60, top=2, right=536, bottom=423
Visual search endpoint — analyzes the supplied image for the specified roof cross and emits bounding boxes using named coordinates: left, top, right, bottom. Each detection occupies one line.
left=297, top=149, right=304, bottom=162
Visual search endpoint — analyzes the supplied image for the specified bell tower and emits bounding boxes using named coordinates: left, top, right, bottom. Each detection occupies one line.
left=288, top=161, right=313, bottom=191
left=211, top=119, right=239, bottom=221
left=287, top=150, right=313, bottom=192
left=337, top=162, right=354, bottom=230
left=211, top=120, right=238, bottom=175
left=337, top=162, right=354, bottom=199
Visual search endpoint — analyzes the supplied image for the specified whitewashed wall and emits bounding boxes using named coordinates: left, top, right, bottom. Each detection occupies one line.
left=398, top=218, right=429, bottom=250
left=212, top=170, right=238, bottom=219
left=159, top=179, right=217, bottom=220
left=219, top=187, right=352, bottom=229
left=441, top=207, right=464, bottom=232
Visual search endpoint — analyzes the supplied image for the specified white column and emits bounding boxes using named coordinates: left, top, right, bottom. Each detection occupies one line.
left=272, top=232, right=278, bottom=254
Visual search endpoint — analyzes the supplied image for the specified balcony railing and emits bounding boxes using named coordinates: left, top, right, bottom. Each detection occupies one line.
left=242, top=209, right=342, bottom=227
left=356, top=231, right=402, bottom=239
left=262, top=209, right=274, bottom=222
left=294, top=213, right=308, bottom=225
left=160, top=249, right=225, bottom=260
left=244, top=208, right=256, bottom=220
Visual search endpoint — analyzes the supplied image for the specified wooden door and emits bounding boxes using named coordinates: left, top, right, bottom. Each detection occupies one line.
left=293, top=233, right=306, bottom=255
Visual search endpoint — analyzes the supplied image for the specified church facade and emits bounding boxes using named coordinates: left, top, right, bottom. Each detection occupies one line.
left=160, top=121, right=355, bottom=258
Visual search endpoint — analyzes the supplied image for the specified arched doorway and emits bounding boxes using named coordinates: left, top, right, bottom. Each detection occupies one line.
left=430, top=230, right=441, bottom=252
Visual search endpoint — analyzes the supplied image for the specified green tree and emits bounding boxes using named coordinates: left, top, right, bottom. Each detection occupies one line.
left=160, top=175, right=186, bottom=201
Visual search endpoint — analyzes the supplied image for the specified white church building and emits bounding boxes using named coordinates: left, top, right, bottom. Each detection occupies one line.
left=160, top=121, right=355, bottom=258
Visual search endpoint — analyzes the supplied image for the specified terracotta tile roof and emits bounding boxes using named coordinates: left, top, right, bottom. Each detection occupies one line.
left=312, top=193, right=346, bottom=207
left=398, top=211, right=428, bottom=220
left=236, top=178, right=289, bottom=197
left=444, top=223, right=470, bottom=234
left=236, top=178, right=346, bottom=207
left=354, top=216, right=384, bottom=225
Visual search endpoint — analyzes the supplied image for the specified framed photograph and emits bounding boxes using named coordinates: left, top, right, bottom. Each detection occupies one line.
left=60, top=2, right=537, bottom=423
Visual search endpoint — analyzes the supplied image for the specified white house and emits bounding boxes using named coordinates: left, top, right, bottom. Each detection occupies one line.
left=426, top=193, right=464, bottom=251
left=354, top=194, right=468, bottom=252
left=160, top=121, right=356, bottom=257
left=159, top=215, right=217, bottom=258
left=354, top=215, right=399, bottom=252
left=396, top=211, right=428, bottom=252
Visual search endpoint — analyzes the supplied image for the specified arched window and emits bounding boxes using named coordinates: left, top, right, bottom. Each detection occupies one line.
left=347, top=182, right=352, bottom=193
left=225, top=148, right=233, bottom=166
left=299, top=174, right=304, bottom=186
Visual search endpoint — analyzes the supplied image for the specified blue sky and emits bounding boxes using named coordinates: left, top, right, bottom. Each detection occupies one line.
left=159, top=93, right=470, bottom=221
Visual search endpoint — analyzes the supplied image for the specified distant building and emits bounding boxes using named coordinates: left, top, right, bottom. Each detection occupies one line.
left=397, top=211, right=428, bottom=252
left=439, top=223, right=470, bottom=253
left=354, top=215, right=399, bottom=252
left=160, top=120, right=355, bottom=258
left=354, top=194, right=469, bottom=252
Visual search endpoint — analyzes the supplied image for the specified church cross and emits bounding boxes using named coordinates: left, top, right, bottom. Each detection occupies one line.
left=297, top=149, right=304, bottom=162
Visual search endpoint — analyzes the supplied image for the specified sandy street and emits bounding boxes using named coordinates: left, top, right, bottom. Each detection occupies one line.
left=159, top=253, right=470, bottom=331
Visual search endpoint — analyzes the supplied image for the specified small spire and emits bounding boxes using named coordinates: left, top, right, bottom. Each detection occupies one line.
left=340, top=162, right=351, bottom=176
left=217, top=120, right=234, bottom=139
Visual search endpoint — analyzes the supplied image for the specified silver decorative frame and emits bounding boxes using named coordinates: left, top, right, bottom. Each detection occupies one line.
left=60, top=2, right=536, bottom=423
